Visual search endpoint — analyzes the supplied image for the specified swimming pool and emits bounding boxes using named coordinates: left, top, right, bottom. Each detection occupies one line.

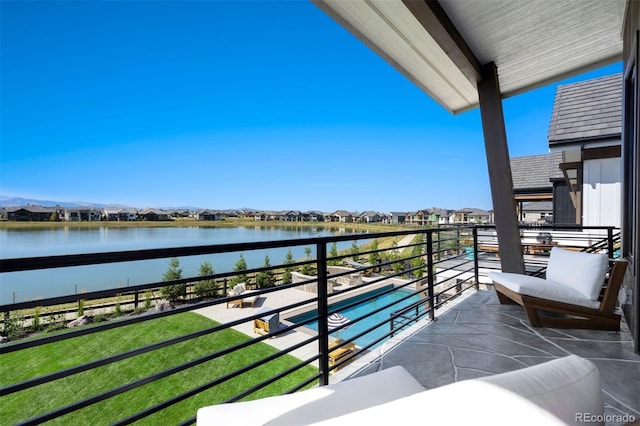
left=288, top=285, right=423, bottom=348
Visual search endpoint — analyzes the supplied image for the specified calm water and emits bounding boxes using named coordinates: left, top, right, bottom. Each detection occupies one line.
left=0, top=225, right=366, bottom=304
left=289, top=285, right=423, bottom=348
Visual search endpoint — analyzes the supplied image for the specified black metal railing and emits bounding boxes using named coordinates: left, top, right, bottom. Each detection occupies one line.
left=0, top=225, right=619, bottom=425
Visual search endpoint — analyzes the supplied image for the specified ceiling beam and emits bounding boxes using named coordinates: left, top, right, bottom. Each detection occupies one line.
left=402, top=0, right=482, bottom=86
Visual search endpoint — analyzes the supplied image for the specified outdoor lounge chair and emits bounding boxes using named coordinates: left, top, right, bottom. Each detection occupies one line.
left=226, top=283, right=258, bottom=309
left=489, top=247, right=627, bottom=331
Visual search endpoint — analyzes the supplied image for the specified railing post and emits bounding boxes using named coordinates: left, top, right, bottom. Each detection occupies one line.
left=607, top=227, right=614, bottom=259
left=426, top=231, right=435, bottom=321
left=316, top=242, right=330, bottom=386
left=473, top=227, right=480, bottom=290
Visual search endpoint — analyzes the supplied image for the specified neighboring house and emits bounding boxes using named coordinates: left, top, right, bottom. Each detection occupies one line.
left=6, top=205, right=60, bottom=221
left=520, top=201, right=553, bottom=224
left=548, top=74, right=622, bottom=227
left=510, top=153, right=564, bottom=222
left=511, top=74, right=622, bottom=227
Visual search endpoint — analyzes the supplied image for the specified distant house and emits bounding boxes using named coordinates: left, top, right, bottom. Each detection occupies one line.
left=195, top=209, right=221, bottom=221
left=331, top=210, right=353, bottom=222
left=389, top=212, right=407, bottom=225
left=65, top=207, right=102, bottom=222
left=359, top=211, right=382, bottom=223
left=306, top=211, right=324, bottom=222
left=139, top=208, right=169, bottom=221
left=406, top=209, right=429, bottom=226
left=102, top=207, right=138, bottom=221
left=6, top=205, right=60, bottom=221
left=450, top=208, right=491, bottom=224
left=427, top=207, right=450, bottom=225
left=283, top=210, right=302, bottom=221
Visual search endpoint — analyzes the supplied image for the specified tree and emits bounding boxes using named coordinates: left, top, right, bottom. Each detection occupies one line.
left=411, top=235, right=426, bottom=279
left=350, top=241, right=359, bottom=261
left=231, top=254, right=249, bottom=286
left=368, top=239, right=381, bottom=266
left=194, top=260, right=217, bottom=298
left=300, top=246, right=314, bottom=275
left=161, top=258, right=186, bottom=301
left=255, top=255, right=276, bottom=289
left=281, top=250, right=294, bottom=284
left=328, top=242, right=339, bottom=266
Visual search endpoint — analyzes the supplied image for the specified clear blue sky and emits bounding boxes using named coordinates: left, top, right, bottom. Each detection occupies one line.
left=0, top=1, right=622, bottom=213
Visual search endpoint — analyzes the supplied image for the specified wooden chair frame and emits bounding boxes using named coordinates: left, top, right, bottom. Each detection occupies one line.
left=494, top=260, right=628, bottom=331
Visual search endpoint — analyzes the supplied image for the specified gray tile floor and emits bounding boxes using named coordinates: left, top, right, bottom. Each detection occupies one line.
left=351, top=289, right=640, bottom=424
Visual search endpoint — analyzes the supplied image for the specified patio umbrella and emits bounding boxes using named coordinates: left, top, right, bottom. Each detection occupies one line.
left=327, top=313, right=350, bottom=340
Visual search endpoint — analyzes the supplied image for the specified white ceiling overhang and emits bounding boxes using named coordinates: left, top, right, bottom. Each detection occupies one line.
left=313, top=0, right=626, bottom=114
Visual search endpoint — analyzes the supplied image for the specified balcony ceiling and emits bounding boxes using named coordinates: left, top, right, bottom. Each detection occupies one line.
left=313, top=0, right=626, bottom=114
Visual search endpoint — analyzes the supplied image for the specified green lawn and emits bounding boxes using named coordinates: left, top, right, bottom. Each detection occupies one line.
left=0, top=312, right=318, bottom=425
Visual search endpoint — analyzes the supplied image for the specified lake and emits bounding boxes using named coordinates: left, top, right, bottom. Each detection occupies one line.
left=0, top=225, right=367, bottom=304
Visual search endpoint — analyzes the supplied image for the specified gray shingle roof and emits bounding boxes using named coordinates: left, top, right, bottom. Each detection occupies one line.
left=548, top=74, right=622, bottom=145
left=510, top=152, right=563, bottom=191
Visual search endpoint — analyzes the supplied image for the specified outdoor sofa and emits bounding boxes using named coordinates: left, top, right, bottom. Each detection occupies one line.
left=226, top=283, right=258, bottom=309
left=197, top=355, right=604, bottom=425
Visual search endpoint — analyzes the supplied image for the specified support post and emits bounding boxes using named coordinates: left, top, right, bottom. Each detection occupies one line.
left=477, top=62, right=525, bottom=274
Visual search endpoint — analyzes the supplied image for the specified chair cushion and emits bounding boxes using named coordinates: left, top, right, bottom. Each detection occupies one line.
left=488, top=272, right=600, bottom=309
left=234, top=283, right=246, bottom=294
left=546, top=248, right=608, bottom=301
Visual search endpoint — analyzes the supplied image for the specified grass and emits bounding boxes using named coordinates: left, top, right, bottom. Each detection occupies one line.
left=0, top=312, right=318, bottom=425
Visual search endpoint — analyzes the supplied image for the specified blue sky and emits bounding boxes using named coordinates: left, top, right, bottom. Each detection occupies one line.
left=0, top=1, right=622, bottom=213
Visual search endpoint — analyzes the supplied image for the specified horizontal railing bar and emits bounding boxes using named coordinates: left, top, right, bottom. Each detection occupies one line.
left=1, top=229, right=424, bottom=273
left=1, top=290, right=317, bottom=354
left=113, top=335, right=320, bottom=425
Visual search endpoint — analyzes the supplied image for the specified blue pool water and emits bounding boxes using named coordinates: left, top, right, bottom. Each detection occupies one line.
left=289, top=285, right=423, bottom=348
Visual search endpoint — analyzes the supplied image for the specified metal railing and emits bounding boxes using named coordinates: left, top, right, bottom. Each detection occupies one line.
left=0, top=225, right=618, bottom=425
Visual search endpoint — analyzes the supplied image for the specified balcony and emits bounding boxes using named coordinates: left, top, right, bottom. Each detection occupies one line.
left=1, top=225, right=638, bottom=425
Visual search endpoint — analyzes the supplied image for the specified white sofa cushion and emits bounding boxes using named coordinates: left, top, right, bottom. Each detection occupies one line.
left=197, top=356, right=603, bottom=426
left=546, top=248, right=608, bottom=301
left=311, top=355, right=602, bottom=426
left=488, top=272, right=600, bottom=309
left=196, top=366, right=424, bottom=426
left=478, top=355, right=604, bottom=426
left=310, top=379, right=567, bottom=426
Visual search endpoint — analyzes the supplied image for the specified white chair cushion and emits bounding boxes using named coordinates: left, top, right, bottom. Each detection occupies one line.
left=546, top=248, right=608, bottom=301
left=196, top=366, right=424, bottom=426
left=488, top=272, right=600, bottom=309
left=234, top=283, right=246, bottom=294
